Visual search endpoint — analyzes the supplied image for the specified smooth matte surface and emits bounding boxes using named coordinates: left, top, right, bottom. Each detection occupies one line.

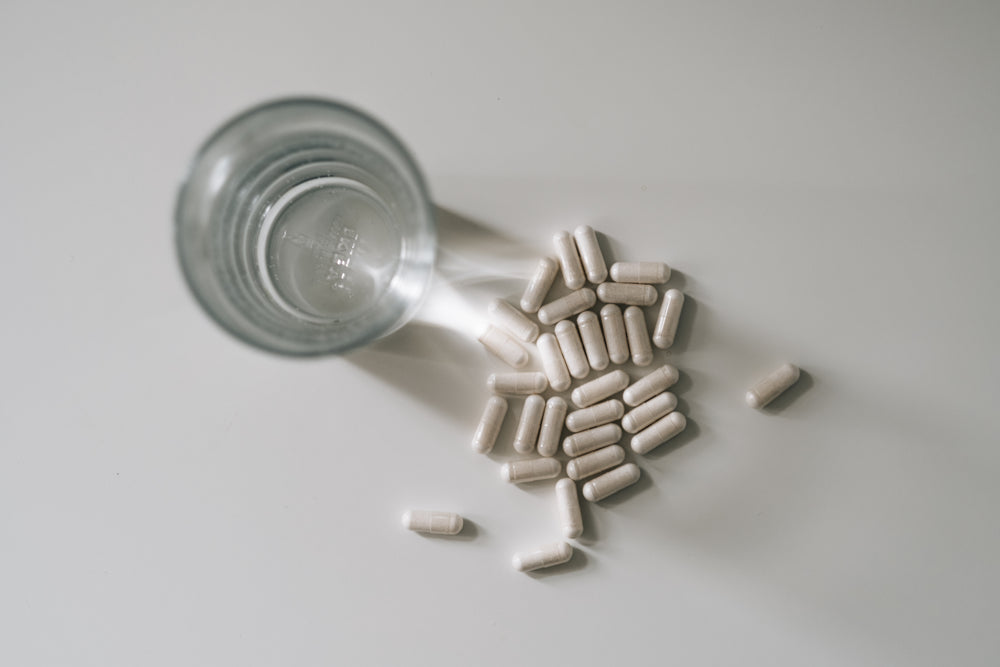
left=2, top=2, right=1000, bottom=666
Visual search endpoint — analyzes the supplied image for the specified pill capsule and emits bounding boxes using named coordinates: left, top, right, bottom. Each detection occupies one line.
left=631, top=411, right=686, bottom=455
left=573, top=225, right=608, bottom=284
left=565, top=399, right=624, bottom=433
left=488, top=298, right=540, bottom=342
left=566, top=444, right=626, bottom=481
left=478, top=325, right=529, bottom=368
left=555, top=320, right=589, bottom=380
left=521, top=257, right=559, bottom=314
left=653, top=288, right=684, bottom=349
left=563, top=422, right=622, bottom=457
left=622, top=392, right=677, bottom=433
left=624, top=306, right=653, bottom=367
left=609, top=261, right=671, bottom=284
left=537, top=396, right=567, bottom=457
left=488, top=372, right=548, bottom=396
left=583, top=463, right=641, bottom=502
left=513, top=394, right=546, bottom=454
left=745, top=363, right=801, bottom=409
left=623, top=364, right=680, bottom=406
left=512, top=542, right=573, bottom=572
left=472, top=396, right=508, bottom=453
left=401, top=510, right=464, bottom=535
left=571, top=369, right=630, bottom=408
left=600, top=304, right=630, bottom=365
left=537, top=288, right=596, bottom=326
left=577, top=311, right=609, bottom=371
left=537, top=333, right=572, bottom=392
left=555, top=479, right=584, bottom=539
left=501, top=457, right=562, bottom=483
left=553, top=231, right=586, bottom=289
left=596, top=283, right=658, bottom=307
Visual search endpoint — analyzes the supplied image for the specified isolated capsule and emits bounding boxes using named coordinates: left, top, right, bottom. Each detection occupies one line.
left=746, top=363, right=801, bottom=409
left=401, top=510, right=464, bottom=535
left=512, top=542, right=573, bottom=572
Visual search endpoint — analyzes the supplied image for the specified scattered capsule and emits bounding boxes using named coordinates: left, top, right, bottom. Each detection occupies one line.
left=565, top=399, right=624, bottom=433
left=600, top=304, right=629, bottom=365
left=488, top=298, right=539, bottom=342
left=577, top=311, right=610, bottom=371
left=538, top=288, right=596, bottom=326
left=512, top=542, right=573, bottom=572
left=555, top=320, right=590, bottom=380
left=521, top=257, right=559, bottom=314
left=401, top=510, right=464, bottom=535
left=537, top=396, right=568, bottom=457
left=746, top=363, right=801, bottom=409
left=623, top=364, right=679, bottom=406
left=624, top=306, right=653, bottom=367
left=622, top=392, right=677, bottom=434
left=472, top=396, right=508, bottom=453
left=538, top=333, right=572, bottom=392
left=513, top=395, right=546, bottom=453
left=571, top=369, right=630, bottom=408
left=653, top=288, right=684, bottom=349
left=488, top=372, right=548, bottom=396
left=563, top=423, right=623, bottom=457
left=583, top=463, right=641, bottom=502
left=501, top=457, right=562, bottom=483
left=573, top=225, right=608, bottom=283
left=566, top=444, right=626, bottom=481
left=553, top=231, right=586, bottom=289
left=478, top=325, right=529, bottom=368
left=631, top=412, right=686, bottom=455
left=555, top=479, right=584, bottom=539
left=610, top=261, right=671, bottom=284
left=596, top=283, right=658, bottom=307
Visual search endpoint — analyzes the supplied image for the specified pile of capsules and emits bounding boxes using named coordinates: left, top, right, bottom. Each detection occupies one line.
left=402, top=226, right=801, bottom=573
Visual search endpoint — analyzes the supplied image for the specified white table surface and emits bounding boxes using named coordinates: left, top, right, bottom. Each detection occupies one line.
left=3, top=2, right=999, bottom=665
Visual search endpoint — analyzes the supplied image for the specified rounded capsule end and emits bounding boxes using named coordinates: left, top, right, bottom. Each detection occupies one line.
left=745, top=390, right=763, bottom=409
left=500, top=463, right=513, bottom=482
left=511, top=554, right=526, bottom=571
left=564, top=524, right=583, bottom=539
left=448, top=515, right=464, bottom=535
left=582, top=482, right=598, bottom=502
left=401, top=511, right=413, bottom=530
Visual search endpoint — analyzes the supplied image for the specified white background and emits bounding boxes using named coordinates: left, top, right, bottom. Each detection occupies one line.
left=2, top=2, right=999, bottom=665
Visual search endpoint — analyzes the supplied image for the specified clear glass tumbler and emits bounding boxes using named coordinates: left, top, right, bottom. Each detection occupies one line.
left=175, top=98, right=436, bottom=355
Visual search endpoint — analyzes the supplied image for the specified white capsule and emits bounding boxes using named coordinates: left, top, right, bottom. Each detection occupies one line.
left=631, top=411, right=687, bottom=455
left=624, top=306, right=653, bottom=367
left=555, top=320, right=589, bottom=380
left=555, top=478, right=584, bottom=539
left=746, top=363, right=801, bottom=409
left=610, top=261, right=671, bottom=284
left=513, top=395, right=546, bottom=454
left=622, top=392, right=677, bottom=434
left=653, top=288, right=684, bottom=349
left=537, top=333, right=572, bottom=392
left=488, top=371, right=548, bottom=396
left=563, top=422, right=622, bottom=457
left=488, top=298, right=540, bottom=343
left=571, top=369, right=630, bottom=408
left=573, top=225, right=608, bottom=283
left=478, top=325, right=529, bottom=368
left=577, top=311, right=609, bottom=371
left=553, top=231, right=586, bottom=289
left=520, top=257, right=559, bottom=314
left=583, top=463, right=641, bottom=502
left=566, top=444, right=626, bottom=481
left=600, top=304, right=629, bottom=365
left=401, top=510, right=464, bottom=535
left=537, top=288, right=596, bottom=326
left=537, top=396, right=568, bottom=457
left=501, top=457, right=562, bottom=483
left=565, top=399, right=624, bottom=433
left=512, top=542, right=573, bottom=572
left=623, top=364, right=680, bottom=406
left=596, top=283, right=658, bottom=307
left=472, top=396, right=508, bottom=454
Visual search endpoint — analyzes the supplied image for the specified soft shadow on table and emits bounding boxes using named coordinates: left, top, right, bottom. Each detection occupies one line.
left=347, top=206, right=538, bottom=422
